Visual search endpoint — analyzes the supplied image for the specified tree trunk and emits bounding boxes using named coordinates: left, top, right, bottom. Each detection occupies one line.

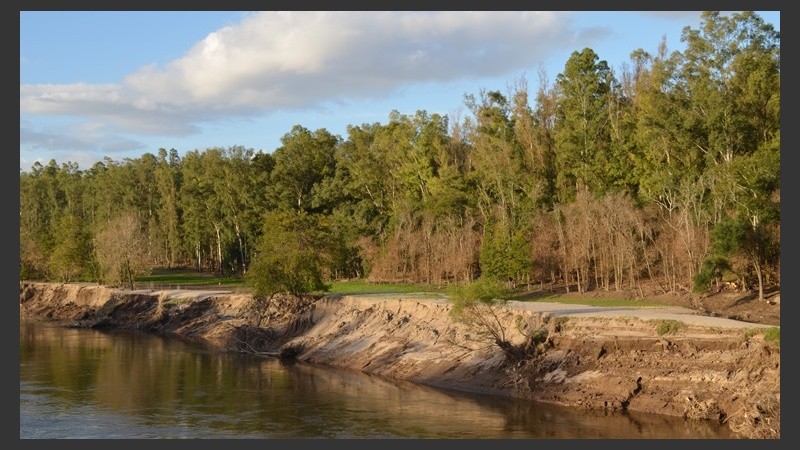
left=214, top=223, right=223, bottom=275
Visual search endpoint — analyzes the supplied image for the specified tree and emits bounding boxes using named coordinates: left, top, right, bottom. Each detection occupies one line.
left=246, top=210, right=330, bottom=297
left=270, top=125, right=339, bottom=213
left=94, top=211, right=151, bottom=289
left=154, top=148, right=183, bottom=268
left=48, top=214, right=94, bottom=282
left=553, top=47, right=616, bottom=201
left=694, top=137, right=780, bottom=301
left=448, top=277, right=530, bottom=362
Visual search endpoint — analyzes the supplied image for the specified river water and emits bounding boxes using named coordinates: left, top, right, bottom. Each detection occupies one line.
left=20, top=320, right=732, bottom=439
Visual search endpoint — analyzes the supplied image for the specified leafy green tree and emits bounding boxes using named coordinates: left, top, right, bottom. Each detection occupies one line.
left=511, top=71, right=558, bottom=208
left=479, top=219, right=531, bottom=288
left=270, top=125, right=339, bottom=213
left=695, top=137, right=779, bottom=300
left=179, top=150, right=217, bottom=272
left=553, top=47, right=616, bottom=201
left=48, top=214, right=94, bottom=282
left=246, top=210, right=330, bottom=297
left=20, top=163, right=55, bottom=279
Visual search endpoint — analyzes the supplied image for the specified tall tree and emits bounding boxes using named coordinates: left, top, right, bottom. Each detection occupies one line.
left=270, top=125, right=339, bottom=213
left=553, top=47, right=616, bottom=201
left=154, top=148, right=183, bottom=268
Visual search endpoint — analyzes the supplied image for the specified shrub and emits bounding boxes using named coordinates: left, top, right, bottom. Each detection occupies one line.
left=763, top=327, right=780, bottom=348
left=656, top=319, right=682, bottom=335
left=447, top=276, right=510, bottom=309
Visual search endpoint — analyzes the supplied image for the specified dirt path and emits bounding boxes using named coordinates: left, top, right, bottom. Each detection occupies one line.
left=506, top=300, right=773, bottom=329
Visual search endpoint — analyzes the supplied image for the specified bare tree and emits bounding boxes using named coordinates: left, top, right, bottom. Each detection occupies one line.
left=94, top=211, right=151, bottom=289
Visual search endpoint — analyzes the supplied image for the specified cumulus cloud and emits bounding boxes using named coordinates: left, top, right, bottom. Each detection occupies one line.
left=20, top=11, right=591, bottom=141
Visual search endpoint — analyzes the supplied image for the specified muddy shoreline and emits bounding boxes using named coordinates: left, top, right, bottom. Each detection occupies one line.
left=19, top=281, right=780, bottom=438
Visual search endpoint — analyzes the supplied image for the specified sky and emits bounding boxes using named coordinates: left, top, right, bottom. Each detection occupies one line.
left=19, top=11, right=781, bottom=171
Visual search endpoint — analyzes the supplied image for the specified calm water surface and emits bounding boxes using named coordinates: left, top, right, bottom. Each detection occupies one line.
left=20, top=320, right=732, bottom=439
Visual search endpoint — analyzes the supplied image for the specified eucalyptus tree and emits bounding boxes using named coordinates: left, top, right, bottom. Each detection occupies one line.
left=553, top=47, right=617, bottom=202
left=694, top=134, right=780, bottom=300
left=511, top=71, right=558, bottom=209
left=20, top=162, right=55, bottom=278
left=179, top=150, right=218, bottom=272
left=127, top=153, right=162, bottom=264
left=464, top=89, right=536, bottom=285
left=48, top=161, right=96, bottom=281
left=269, top=125, right=339, bottom=214
left=154, top=148, right=183, bottom=267
left=332, top=121, right=394, bottom=238
left=464, top=89, right=520, bottom=222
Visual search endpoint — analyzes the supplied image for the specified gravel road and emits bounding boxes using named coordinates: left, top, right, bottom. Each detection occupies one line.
left=506, top=300, right=774, bottom=329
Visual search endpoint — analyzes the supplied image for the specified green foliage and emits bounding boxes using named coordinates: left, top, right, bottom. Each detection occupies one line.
left=18, top=12, right=779, bottom=307
left=693, top=255, right=732, bottom=292
left=763, top=327, right=780, bottom=348
left=656, top=319, right=682, bottom=336
left=448, top=277, right=510, bottom=307
left=270, top=125, right=339, bottom=213
left=136, top=268, right=245, bottom=287
left=479, top=220, right=532, bottom=286
left=743, top=327, right=780, bottom=348
left=528, top=327, right=549, bottom=345
left=246, top=210, right=330, bottom=297
left=447, top=277, right=522, bottom=360
left=554, top=47, right=616, bottom=200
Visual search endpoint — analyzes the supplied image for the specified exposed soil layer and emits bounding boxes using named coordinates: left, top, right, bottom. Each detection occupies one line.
left=19, top=282, right=779, bottom=439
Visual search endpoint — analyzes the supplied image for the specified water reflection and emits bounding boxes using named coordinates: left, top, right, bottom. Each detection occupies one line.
left=20, top=321, right=731, bottom=439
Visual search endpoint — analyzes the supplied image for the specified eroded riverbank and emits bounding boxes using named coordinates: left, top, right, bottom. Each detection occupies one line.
left=19, top=281, right=780, bottom=438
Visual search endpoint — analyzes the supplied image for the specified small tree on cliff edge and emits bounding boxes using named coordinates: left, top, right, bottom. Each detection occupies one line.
left=246, top=210, right=331, bottom=298
left=448, top=277, right=529, bottom=361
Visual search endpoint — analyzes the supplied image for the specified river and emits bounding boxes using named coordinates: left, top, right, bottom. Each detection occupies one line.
left=19, top=320, right=732, bottom=439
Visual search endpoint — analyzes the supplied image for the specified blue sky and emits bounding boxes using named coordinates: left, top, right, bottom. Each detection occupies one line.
left=20, top=11, right=780, bottom=171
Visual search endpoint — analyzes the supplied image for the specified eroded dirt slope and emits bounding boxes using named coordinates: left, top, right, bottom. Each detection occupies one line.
left=19, top=282, right=779, bottom=438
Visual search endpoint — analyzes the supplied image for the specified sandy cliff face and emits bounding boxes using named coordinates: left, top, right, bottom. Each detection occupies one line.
left=19, top=282, right=779, bottom=438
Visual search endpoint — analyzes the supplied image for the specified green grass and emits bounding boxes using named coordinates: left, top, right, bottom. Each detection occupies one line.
left=745, top=327, right=780, bottom=348
left=138, top=269, right=451, bottom=295
left=763, top=327, right=780, bottom=348
left=656, top=319, right=682, bottom=335
left=324, top=279, right=447, bottom=295
left=136, top=268, right=245, bottom=287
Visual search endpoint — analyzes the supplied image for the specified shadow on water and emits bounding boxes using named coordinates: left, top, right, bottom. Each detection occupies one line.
left=20, top=320, right=732, bottom=439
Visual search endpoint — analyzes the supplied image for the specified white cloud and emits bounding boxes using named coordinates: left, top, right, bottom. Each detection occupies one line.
left=21, top=11, right=591, bottom=144
left=634, top=11, right=703, bottom=20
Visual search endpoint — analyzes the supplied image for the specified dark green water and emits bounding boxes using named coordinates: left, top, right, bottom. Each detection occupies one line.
left=19, top=320, right=732, bottom=439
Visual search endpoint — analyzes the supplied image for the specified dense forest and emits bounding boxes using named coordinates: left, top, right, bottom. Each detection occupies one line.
left=19, top=12, right=780, bottom=300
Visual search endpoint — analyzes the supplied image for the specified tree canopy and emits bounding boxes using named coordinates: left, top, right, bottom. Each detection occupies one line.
left=19, top=12, right=779, bottom=299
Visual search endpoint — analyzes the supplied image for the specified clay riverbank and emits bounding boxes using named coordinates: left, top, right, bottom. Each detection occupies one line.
left=19, top=281, right=780, bottom=438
